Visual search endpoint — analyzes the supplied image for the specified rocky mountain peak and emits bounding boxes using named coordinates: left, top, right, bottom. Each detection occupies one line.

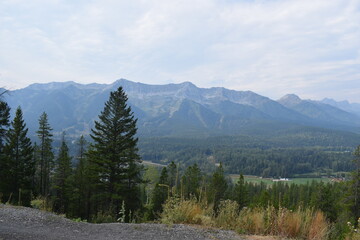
left=278, top=94, right=302, bottom=107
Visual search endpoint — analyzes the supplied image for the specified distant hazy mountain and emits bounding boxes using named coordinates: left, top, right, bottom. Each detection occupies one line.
left=278, top=94, right=360, bottom=130
left=321, top=98, right=360, bottom=117
left=4, top=79, right=360, bottom=138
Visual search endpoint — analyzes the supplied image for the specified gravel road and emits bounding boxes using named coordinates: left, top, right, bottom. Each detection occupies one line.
left=0, top=204, right=245, bottom=240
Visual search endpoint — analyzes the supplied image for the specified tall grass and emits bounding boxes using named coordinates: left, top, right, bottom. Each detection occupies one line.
left=161, top=197, right=330, bottom=239
left=346, top=218, right=360, bottom=240
left=161, top=197, right=212, bottom=225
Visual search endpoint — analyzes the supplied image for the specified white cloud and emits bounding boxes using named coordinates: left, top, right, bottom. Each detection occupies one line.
left=0, top=0, right=359, bottom=102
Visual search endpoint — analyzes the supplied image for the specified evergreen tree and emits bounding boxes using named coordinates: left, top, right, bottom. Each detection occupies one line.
left=168, top=161, right=177, bottom=188
left=52, top=132, right=73, bottom=214
left=3, top=107, right=34, bottom=206
left=0, top=100, right=10, bottom=149
left=88, top=86, right=143, bottom=220
left=36, top=112, right=54, bottom=197
left=182, top=164, right=202, bottom=199
left=0, top=100, right=10, bottom=202
left=151, top=167, right=169, bottom=215
left=71, top=135, right=90, bottom=219
left=209, top=163, right=228, bottom=212
left=233, top=174, right=248, bottom=210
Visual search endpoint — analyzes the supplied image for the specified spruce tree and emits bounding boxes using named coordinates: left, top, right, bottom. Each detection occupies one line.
left=209, top=163, right=228, bottom=212
left=89, top=86, right=143, bottom=219
left=36, top=112, right=54, bottom=196
left=233, top=174, right=248, bottom=210
left=71, top=135, right=90, bottom=219
left=0, top=100, right=10, bottom=201
left=168, top=161, right=178, bottom=188
left=53, top=132, right=72, bottom=214
left=151, top=167, right=169, bottom=215
left=3, top=107, right=34, bottom=206
left=0, top=101, right=10, bottom=149
left=182, top=164, right=202, bottom=199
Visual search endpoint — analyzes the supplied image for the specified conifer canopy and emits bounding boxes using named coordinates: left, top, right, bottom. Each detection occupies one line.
left=89, top=86, right=143, bottom=217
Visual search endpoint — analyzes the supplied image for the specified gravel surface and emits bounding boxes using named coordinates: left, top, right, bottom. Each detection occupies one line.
left=0, top=204, right=245, bottom=240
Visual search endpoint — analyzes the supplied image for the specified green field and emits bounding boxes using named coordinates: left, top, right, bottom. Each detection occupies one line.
left=230, top=175, right=333, bottom=185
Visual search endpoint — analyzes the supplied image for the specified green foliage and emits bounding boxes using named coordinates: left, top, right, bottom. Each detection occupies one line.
left=347, top=145, right=360, bottom=225
left=139, top=136, right=355, bottom=177
left=167, top=161, right=178, bottom=188
left=88, top=86, right=143, bottom=221
left=233, top=174, right=248, bottom=209
left=0, top=100, right=10, bottom=202
left=209, top=163, right=228, bottom=212
left=36, top=112, right=54, bottom=197
left=182, top=164, right=202, bottom=199
left=3, top=107, right=34, bottom=206
left=52, top=133, right=73, bottom=214
left=30, top=197, right=52, bottom=211
left=71, top=217, right=87, bottom=223
left=0, top=100, right=10, bottom=149
left=69, top=135, right=90, bottom=219
left=151, top=167, right=169, bottom=215
left=92, top=211, right=116, bottom=223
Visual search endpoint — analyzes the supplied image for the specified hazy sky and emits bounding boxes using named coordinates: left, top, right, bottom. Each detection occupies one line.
left=1, top=0, right=359, bottom=102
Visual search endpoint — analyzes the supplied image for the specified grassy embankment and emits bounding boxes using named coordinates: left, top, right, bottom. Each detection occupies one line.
left=160, top=197, right=330, bottom=240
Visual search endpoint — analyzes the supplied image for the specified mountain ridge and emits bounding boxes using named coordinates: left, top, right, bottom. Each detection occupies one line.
left=4, top=79, right=360, bottom=137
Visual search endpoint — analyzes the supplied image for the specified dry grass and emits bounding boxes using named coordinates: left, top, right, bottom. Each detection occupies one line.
left=308, top=211, right=328, bottom=240
left=215, top=200, right=239, bottom=229
left=161, top=197, right=212, bottom=225
left=161, top=197, right=330, bottom=239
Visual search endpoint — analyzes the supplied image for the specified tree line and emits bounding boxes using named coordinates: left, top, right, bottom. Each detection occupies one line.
left=0, top=87, right=143, bottom=222
left=139, top=137, right=354, bottom=177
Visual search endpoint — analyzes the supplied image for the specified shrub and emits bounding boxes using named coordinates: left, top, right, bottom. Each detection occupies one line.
left=161, top=197, right=212, bottom=225
left=215, top=200, right=239, bottom=229
left=30, top=197, right=52, bottom=211
left=92, top=211, right=115, bottom=223
left=346, top=218, right=360, bottom=240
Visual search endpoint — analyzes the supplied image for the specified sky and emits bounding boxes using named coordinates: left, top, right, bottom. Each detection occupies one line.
left=0, top=0, right=359, bottom=102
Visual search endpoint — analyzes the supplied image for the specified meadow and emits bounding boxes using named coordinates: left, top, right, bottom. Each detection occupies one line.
left=230, top=175, right=333, bottom=185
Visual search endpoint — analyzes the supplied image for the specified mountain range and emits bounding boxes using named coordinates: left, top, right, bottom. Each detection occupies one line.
left=3, top=79, right=360, bottom=138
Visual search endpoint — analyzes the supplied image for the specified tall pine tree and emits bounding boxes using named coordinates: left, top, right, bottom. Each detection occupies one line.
left=89, top=86, right=143, bottom=220
left=0, top=100, right=10, bottom=149
left=36, top=112, right=54, bottom=197
left=3, top=107, right=34, bottom=206
left=151, top=167, right=169, bottom=215
left=52, top=132, right=73, bottom=214
left=182, top=164, right=202, bottom=199
left=233, top=174, right=248, bottom=210
left=71, top=135, right=90, bottom=219
left=0, top=99, right=10, bottom=202
left=209, top=163, right=228, bottom=212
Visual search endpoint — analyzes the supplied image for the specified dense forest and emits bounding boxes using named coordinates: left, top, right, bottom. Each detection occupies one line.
left=1, top=88, right=360, bottom=240
left=139, top=135, right=356, bottom=177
